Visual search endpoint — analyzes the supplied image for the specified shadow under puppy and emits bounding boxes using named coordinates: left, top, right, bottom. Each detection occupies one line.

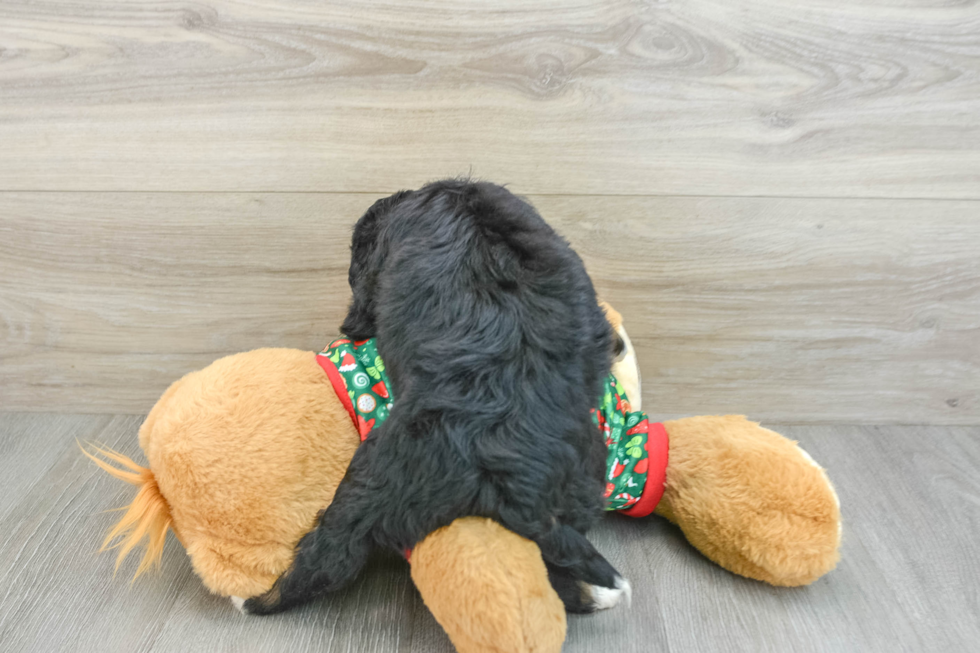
left=244, top=180, right=629, bottom=615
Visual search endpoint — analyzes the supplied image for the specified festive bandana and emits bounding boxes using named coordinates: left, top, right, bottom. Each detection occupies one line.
left=317, top=337, right=668, bottom=517
left=316, top=338, right=394, bottom=440
left=592, top=375, right=669, bottom=518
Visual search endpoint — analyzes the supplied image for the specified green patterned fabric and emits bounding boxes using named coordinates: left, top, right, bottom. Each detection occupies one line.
left=592, top=375, right=651, bottom=512
left=317, top=338, right=394, bottom=439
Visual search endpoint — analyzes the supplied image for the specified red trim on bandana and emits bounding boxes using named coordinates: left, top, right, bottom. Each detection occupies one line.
left=315, top=354, right=366, bottom=442
left=621, top=422, right=669, bottom=518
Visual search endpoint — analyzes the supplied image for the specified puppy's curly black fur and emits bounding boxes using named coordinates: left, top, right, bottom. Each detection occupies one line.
left=245, top=180, right=626, bottom=615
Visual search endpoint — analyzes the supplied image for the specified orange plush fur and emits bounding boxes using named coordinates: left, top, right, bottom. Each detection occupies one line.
left=88, top=308, right=840, bottom=653
left=411, top=518, right=565, bottom=653
left=656, top=415, right=841, bottom=586
left=86, top=346, right=565, bottom=653
left=88, top=348, right=360, bottom=597
left=81, top=446, right=173, bottom=578
left=604, top=302, right=840, bottom=586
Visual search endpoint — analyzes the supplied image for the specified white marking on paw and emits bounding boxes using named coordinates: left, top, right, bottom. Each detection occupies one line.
left=591, top=576, right=632, bottom=610
left=230, top=596, right=245, bottom=613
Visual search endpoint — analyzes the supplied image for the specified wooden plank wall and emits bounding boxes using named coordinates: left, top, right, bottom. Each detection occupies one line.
left=1, top=1, right=978, bottom=423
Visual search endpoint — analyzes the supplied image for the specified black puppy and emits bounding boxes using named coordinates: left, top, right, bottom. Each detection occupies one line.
left=242, top=180, right=629, bottom=615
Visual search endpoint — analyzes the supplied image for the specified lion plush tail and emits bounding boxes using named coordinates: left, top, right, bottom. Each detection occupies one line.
left=80, top=443, right=172, bottom=580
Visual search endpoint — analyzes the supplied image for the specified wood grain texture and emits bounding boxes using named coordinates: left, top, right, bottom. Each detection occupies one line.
left=2, top=192, right=977, bottom=423
left=1, top=0, right=978, bottom=196
left=0, top=414, right=197, bottom=652
left=1, top=414, right=977, bottom=652
left=148, top=552, right=420, bottom=653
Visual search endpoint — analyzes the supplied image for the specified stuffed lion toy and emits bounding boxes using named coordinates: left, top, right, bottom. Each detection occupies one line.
left=86, top=304, right=840, bottom=652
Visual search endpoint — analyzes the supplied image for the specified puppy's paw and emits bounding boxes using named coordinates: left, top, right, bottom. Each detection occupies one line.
left=547, top=561, right=632, bottom=613
left=230, top=596, right=246, bottom=613
left=239, top=588, right=285, bottom=616
left=586, top=575, right=632, bottom=611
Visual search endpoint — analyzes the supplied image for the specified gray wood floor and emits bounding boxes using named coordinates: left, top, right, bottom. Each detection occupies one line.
left=1, top=414, right=977, bottom=652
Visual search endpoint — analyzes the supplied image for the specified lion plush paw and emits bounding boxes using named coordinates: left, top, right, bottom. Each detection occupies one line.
left=412, top=517, right=566, bottom=653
